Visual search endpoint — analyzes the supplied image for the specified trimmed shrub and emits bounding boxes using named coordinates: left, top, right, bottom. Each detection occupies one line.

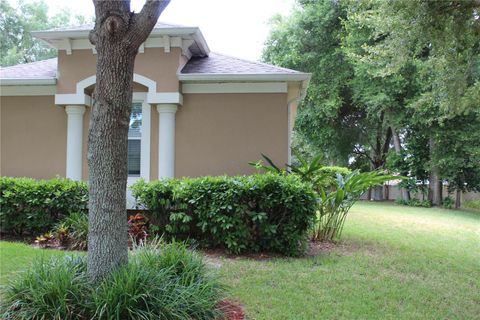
left=1, top=242, right=223, bottom=320
left=0, top=177, right=88, bottom=235
left=132, top=174, right=317, bottom=255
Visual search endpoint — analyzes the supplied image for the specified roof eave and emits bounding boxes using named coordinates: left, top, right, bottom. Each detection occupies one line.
left=31, top=26, right=200, bottom=40
left=178, top=73, right=312, bottom=82
left=0, top=78, right=56, bottom=86
left=32, top=26, right=210, bottom=57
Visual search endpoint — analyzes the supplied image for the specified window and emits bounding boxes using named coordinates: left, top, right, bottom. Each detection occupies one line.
left=128, top=103, right=142, bottom=176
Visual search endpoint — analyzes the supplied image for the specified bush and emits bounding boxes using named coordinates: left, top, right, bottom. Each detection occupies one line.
left=442, top=196, right=455, bottom=209
left=132, top=174, right=317, bottom=255
left=0, top=177, right=88, bottom=235
left=395, top=198, right=432, bottom=208
left=1, top=241, right=223, bottom=320
left=464, top=199, right=480, bottom=211
left=56, top=212, right=89, bottom=250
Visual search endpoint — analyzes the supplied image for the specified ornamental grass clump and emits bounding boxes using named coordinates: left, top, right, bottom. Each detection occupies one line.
left=1, top=256, right=90, bottom=320
left=1, top=241, right=223, bottom=320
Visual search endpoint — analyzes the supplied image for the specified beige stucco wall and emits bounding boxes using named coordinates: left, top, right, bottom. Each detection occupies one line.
left=57, top=47, right=183, bottom=94
left=174, top=93, right=288, bottom=177
left=0, top=96, right=67, bottom=179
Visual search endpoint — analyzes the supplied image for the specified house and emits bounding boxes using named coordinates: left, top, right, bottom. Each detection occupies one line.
left=0, top=22, right=310, bottom=187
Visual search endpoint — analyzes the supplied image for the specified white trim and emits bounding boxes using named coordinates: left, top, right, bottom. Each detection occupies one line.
left=0, top=85, right=56, bottom=96
left=178, top=73, right=311, bottom=82
left=182, top=82, right=288, bottom=94
left=157, top=104, right=178, bottom=178
left=74, top=74, right=157, bottom=95
left=32, top=26, right=200, bottom=40
left=63, top=38, right=72, bottom=55
left=133, top=74, right=156, bottom=93
left=32, top=26, right=210, bottom=57
left=56, top=74, right=159, bottom=107
left=163, top=35, right=170, bottom=53
left=0, top=78, right=56, bottom=85
left=181, top=39, right=195, bottom=60
left=287, top=103, right=292, bottom=166
left=65, top=105, right=86, bottom=181
left=55, top=93, right=91, bottom=106
left=147, top=92, right=183, bottom=105
left=132, top=92, right=151, bottom=182
left=75, top=75, right=95, bottom=93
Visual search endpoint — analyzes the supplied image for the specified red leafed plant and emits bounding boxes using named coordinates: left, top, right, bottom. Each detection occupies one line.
left=128, top=213, right=149, bottom=245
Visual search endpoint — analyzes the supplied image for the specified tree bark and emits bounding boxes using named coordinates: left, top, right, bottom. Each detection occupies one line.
left=88, top=0, right=169, bottom=282
left=455, top=189, right=461, bottom=209
left=391, top=127, right=410, bottom=201
left=428, top=137, right=442, bottom=206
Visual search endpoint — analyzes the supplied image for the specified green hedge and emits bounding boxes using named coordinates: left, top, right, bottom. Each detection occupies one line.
left=0, top=177, right=88, bottom=235
left=132, top=174, right=317, bottom=255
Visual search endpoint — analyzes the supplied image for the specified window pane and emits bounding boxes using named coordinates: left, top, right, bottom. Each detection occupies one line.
left=128, top=139, right=141, bottom=176
left=129, top=103, right=142, bottom=139
left=128, top=103, right=142, bottom=176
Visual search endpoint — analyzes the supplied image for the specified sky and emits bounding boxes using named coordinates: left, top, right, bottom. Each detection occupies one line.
left=10, top=0, right=297, bottom=61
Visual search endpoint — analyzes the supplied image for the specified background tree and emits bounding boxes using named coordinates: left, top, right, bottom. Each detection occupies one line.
left=263, top=0, right=480, bottom=205
left=87, top=0, right=170, bottom=282
left=349, top=0, right=480, bottom=205
left=263, top=0, right=358, bottom=165
left=0, top=0, right=88, bottom=66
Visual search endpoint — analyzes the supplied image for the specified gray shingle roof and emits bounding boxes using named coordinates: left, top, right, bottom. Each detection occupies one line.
left=181, top=53, right=300, bottom=74
left=0, top=58, right=57, bottom=79
left=0, top=53, right=304, bottom=80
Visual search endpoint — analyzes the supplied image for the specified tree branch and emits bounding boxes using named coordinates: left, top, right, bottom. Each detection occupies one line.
left=126, top=0, right=170, bottom=50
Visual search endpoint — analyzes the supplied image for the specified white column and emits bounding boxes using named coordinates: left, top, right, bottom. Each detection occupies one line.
left=157, top=104, right=178, bottom=178
left=65, top=105, right=86, bottom=180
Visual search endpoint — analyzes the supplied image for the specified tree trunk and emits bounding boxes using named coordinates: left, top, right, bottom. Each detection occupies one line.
left=455, top=190, right=461, bottom=209
left=391, top=127, right=410, bottom=201
left=88, top=0, right=169, bottom=282
left=428, top=137, right=442, bottom=206
left=371, top=186, right=384, bottom=201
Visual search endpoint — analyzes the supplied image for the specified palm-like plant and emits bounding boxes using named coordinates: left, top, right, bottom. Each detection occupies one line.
left=250, top=152, right=402, bottom=242
left=313, top=170, right=402, bottom=241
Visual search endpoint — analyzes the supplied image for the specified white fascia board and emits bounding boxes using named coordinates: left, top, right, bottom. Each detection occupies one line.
left=192, top=30, right=210, bottom=56
left=0, top=85, right=56, bottom=96
left=32, top=27, right=199, bottom=42
left=0, top=78, right=56, bottom=85
left=178, top=73, right=312, bottom=82
left=147, top=92, right=183, bottom=105
left=182, top=82, right=288, bottom=94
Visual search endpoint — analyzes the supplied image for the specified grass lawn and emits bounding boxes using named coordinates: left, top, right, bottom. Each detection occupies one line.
left=1, top=202, right=479, bottom=319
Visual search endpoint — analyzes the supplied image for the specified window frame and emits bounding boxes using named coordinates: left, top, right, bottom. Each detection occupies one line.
left=127, top=93, right=151, bottom=185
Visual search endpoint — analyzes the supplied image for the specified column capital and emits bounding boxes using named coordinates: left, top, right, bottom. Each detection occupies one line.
left=65, top=105, right=86, bottom=115
left=156, top=104, right=178, bottom=114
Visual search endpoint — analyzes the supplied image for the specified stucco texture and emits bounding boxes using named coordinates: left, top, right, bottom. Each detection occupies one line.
left=174, top=93, right=288, bottom=177
left=57, top=47, right=183, bottom=94
left=0, top=96, right=67, bottom=179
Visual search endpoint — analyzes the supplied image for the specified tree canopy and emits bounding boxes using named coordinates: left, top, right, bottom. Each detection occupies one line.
left=0, top=0, right=89, bottom=66
left=263, top=0, right=480, bottom=204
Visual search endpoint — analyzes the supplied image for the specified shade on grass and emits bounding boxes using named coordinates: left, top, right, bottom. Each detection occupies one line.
left=1, top=202, right=479, bottom=319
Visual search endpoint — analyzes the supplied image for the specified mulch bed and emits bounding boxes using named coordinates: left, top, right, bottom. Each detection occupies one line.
left=217, top=299, right=245, bottom=320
